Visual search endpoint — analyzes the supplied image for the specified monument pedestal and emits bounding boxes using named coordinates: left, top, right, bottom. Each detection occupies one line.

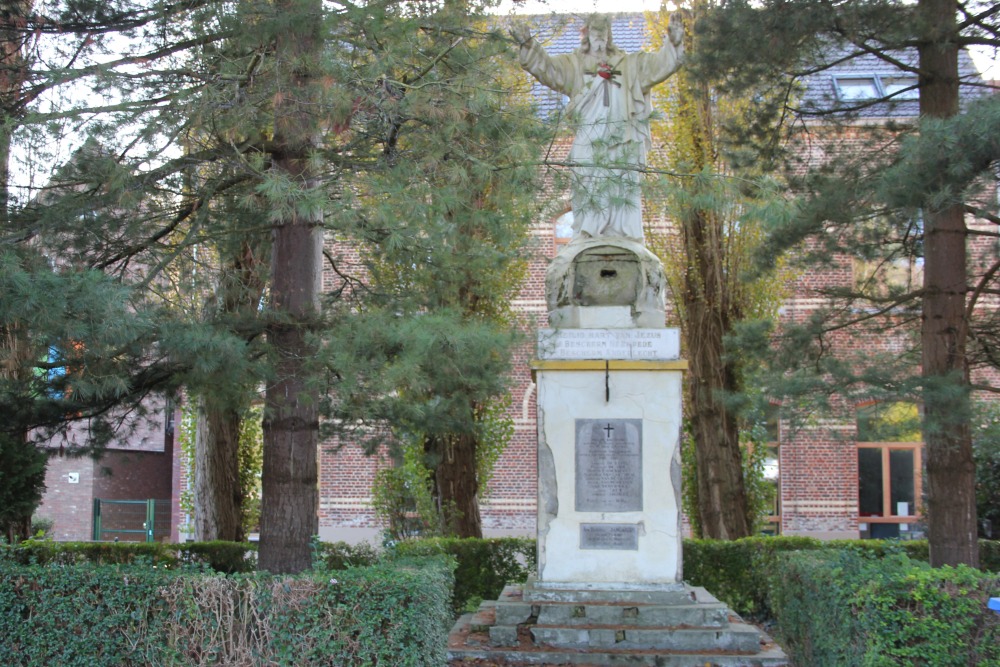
left=532, top=356, right=686, bottom=587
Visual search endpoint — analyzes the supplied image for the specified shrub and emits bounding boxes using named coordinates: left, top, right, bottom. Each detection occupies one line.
left=267, top=558, right=454, bottom=666
left=682, top=536, right=821, bottom=618
left=766, top=549, right=869, bottom=664
left=0, top=556, right=454, bottom=666
left=177, top=540, right=257, bottom=573
left=313, top=539, right=380, bottom=570
left=681, top=537, right=1000, bottom=619
left=0, top=561, right=172, bottom=666
left=0, top=539, right=176, bottom=567
left=392, top=536, right=535, bottom=612
left=769, top=550, right=1000, bottom=666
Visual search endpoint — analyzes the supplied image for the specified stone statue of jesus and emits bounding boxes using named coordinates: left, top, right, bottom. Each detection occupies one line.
left=512, top=13, right=684, bottom=242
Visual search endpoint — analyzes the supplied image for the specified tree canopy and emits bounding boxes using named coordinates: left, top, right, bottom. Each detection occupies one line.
left=697, top=0, right=1000, bottom=566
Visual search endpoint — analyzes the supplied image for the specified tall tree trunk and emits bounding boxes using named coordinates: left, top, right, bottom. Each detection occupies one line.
left=0, top=2, right=40, bottom=542
left=192, top=234, right=267, bottom=541
left=0, top=0, right=31, bottom=224
left=258, top=0, right=322, bottom=574
left=918, top=0, right=978, bottom=568
left=193, top=396, right=244, bottom=542
left=685, top=208, right=751, bottom=539
left=426, top=433, right=482, bottom=538
left=664, top=21, right=754, bottom=539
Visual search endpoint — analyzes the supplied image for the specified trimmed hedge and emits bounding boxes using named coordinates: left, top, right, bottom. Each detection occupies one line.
left=313, top=539, right=380, bottom=570
left=769, top=550, right=1000, bottom=666
left=0, top=555, right=453, bottom=666
left=0, top=539, right=259, bottom=572
left=1, top=539, right=178, bottom=566
left=392, top=536, right=536, bottom=613
left=682, top=537, right=1000, bottom=619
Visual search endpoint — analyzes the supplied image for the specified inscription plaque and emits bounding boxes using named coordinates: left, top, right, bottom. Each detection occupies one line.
left=580, top=523, right=640, bottom=550
left=537, top=328, right=680, bottom=360
left=575, top=419, right=642, bottom=512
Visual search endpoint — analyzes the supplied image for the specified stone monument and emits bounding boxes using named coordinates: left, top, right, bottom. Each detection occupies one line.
left=448, top=14, right=788, bottom=665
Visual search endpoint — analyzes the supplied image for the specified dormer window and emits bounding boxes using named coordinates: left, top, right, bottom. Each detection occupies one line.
left=880, top=76, right=919, bottom=100
left=835, top=76, right=880, bottom=100
left=833, top=74, right=920, bottom=102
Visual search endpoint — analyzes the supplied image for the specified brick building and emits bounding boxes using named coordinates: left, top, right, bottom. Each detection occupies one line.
left=35, top=401, right=180, bottom=542
left=315, top=13, right=996, bottom=545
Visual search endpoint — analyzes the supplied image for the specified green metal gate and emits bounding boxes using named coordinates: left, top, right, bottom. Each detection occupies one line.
left=92, top=499, right=169, bottom=542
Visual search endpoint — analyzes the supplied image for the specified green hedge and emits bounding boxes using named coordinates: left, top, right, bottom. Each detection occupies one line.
left=0, top=539, right=260, bottom=572
left=0, top=556, right=453, bottom=666
left=0, top=539, right=178, bottom=566
left=682, top=537, right=1000, bottom=619
left=313, top=539, right=380, bottom=570
left=769, top=550, right=1000, bottom=666
left=392, top=536, right=536, bottom=613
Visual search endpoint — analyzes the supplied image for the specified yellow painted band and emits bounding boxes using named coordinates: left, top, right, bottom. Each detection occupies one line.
left=530, top=359, right=689, bottom=372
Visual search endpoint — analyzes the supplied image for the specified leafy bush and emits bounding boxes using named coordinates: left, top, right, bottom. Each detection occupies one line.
left=0, top=561, right=173, bottom=666
left=0, top=556, right=454, bottom=666
left=682, top=536, right=822, bottom=618
left=682, top=536, right=1000, bottom=619
left=392, top=536, right=535, bottom=612
left=0, top=539, right=177, bottom=566
left=177, top=540, right=257, bottom=573
left=0, top=539, right=263, bottom=572
left=267, top=558, right=454, bottom=666
left=769, top=550, right=1000, bottom=666
left=313, top=539, right=380, bottom=570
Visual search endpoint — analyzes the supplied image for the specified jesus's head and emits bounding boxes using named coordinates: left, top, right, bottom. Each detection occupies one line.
left=581, top=15, right=618, bottom=57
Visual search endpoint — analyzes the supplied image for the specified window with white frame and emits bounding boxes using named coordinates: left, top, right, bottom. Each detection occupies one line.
left=833, top=74, right=919, bottom=102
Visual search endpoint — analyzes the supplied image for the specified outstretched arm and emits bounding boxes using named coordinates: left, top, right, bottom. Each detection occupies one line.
left=510, top=24, right=575, bottom=96
left=636, top=12, right=685, bottom=92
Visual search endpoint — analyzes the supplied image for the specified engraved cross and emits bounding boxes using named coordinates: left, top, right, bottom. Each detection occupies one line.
left=603, top=423, right=615, bottom=439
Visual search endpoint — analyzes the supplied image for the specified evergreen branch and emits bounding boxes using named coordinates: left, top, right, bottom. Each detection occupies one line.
left=323, top=248, right=371, bottom=302
left=957, top=1, right=1000, bottom=33
left=94, top=173, right=253, bottom=271
left=965, top=204, right=1000, bottom=227
left=402, top=36, right=464, bottom=87
left=26, top=1, right=219, bottom=37
left=804, top=290, right=925, bottom=336
left=36, top=30, right=232, bottom=91
left=968, top=256, right=1000, bottom=318
left=843, top=37, right=921, bottom=75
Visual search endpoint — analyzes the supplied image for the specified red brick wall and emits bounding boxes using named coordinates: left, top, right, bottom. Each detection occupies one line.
left=35, top=405, right=175, bottom=542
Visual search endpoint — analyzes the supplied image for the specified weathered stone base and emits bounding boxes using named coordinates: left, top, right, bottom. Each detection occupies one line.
left=448, top=580, right=790, bottom=666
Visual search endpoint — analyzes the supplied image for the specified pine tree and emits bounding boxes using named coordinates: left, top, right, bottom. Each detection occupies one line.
left=319, top=5, right=547, bottom=538
left=698, top=0, right=1000, bottom=566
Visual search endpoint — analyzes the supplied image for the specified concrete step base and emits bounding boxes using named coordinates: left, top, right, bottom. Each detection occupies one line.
left=448, top=582, right=790, bottom=667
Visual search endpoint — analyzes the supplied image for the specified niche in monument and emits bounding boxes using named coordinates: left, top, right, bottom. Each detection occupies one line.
left=575, top=418, right=643, bottom=512
left=572, top=246, right=641, bottom=306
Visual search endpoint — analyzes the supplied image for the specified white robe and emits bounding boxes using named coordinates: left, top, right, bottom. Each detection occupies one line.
left=520, top=39, right=682, bottom=241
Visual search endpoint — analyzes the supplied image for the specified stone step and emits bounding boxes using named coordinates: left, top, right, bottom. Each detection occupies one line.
left=495, top=598, right=730, bottom=628
left=529, top=621, right=765, bottom=652
left=450, top=613, right=791, bottom=667
left=494, top=582, right=730, bottom=628
left=520, top=579, right=700, bottom=605
left=450, top=646, right=791, bottom=667
left=448, top=584, right=790, bottom=666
